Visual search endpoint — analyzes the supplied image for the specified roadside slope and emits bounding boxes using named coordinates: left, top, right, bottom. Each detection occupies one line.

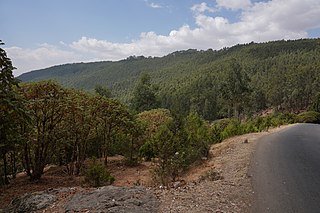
left=157, top=125, right=291, bottom=213
left=1, top=125, right=291, bottom=213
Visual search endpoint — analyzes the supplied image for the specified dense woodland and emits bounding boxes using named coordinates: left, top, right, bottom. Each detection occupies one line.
left=2, top=38, right=320, bottom=186
left=19, top=38, right=320, bottom=120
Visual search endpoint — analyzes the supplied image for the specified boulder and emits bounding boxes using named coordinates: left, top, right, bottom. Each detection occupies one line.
left=65, top=186, right=159, bottom=213
left=5, top=190, right=57, bottom=212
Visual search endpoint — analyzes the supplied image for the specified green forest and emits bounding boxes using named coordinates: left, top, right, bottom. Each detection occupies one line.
left=2, top=38, right=320, bottom=186
left=19, top=38, right=320, bottom=120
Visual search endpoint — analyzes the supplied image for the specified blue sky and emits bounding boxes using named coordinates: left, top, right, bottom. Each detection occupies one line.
left=1, top=0, right=320, bottom=76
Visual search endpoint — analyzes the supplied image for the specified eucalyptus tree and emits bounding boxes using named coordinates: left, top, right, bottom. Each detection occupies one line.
left=131, top=73, right=159, bottom=112
left=221, top=59, right=250, bottom=118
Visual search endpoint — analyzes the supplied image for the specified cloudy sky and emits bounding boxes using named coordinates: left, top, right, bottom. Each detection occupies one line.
left=1, top=0, right=320, bottom=76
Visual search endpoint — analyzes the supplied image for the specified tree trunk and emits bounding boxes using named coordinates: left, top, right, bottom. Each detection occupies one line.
left=130, top=137, right=134, bottom=163
left=11, top=150, right=16, bottom=179
left=3, top=152, right=9, bottom=185
left=24, top=143, right=31, bottom=177
left=31, top=164, right=44, bottom=181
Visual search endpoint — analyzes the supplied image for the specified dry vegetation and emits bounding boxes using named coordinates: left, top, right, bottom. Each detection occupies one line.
left=0, top=125, right=291, bottom=212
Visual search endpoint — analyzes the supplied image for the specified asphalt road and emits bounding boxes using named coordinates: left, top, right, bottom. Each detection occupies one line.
left=251, top=123, right=320, bottom=213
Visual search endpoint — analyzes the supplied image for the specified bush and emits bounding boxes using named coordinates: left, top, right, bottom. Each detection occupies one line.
left=210, top=119, right=227, bottom=143
left=269, top=112, right=296, bottom=127
left=83, top=158, right=115, bottom=187
left=151, top=112, right=211, bottom=185
left=210, top=112, right=297, bottom=143
left=296, top=111, right=320, bottom=124
left=139, top=140, right=155, bottom=161
left=220, top=119, right=241, bottom=140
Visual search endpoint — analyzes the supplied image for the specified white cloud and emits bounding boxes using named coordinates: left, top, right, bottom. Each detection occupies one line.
left=6, top=0, right=320, bottom=76
left=242, top=0, right=320, bottom=32
left=150, top=2, right=162, bottom=9
left=191, top=2, right=215, bottom=13
left=216, top=0, right=252, bottom=10
left=5, top=44, right=85, bottom=76
left=144, top=0, right=163, bottom=9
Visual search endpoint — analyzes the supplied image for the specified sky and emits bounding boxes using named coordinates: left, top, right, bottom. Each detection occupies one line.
left=1, top=0, right=320, bottom=76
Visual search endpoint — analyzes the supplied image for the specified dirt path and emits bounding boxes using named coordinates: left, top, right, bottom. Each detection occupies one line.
left=156, top=125, right=292, bottom=213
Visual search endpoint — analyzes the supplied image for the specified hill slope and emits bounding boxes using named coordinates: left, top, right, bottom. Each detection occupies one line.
left=18, top=38, right=320, bottom=119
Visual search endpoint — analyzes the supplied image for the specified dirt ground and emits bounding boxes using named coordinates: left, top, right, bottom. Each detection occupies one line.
left=0, top=125, right=291, bottom=212
left=155, top=125, right=293, bottom=213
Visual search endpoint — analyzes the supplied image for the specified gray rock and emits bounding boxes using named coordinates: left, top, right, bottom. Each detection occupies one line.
left=5, top=191, right=56, bottom=213
left=65, top=185, right=159, bottom=213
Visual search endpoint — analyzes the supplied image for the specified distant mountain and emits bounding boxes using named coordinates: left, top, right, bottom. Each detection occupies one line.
left=18, top=49, right=218, bottom=101
left=19, top=38, right=320, bottom=119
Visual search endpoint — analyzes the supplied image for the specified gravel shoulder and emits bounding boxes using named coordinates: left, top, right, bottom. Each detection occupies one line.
left=156, top=125, right=292, bottom=213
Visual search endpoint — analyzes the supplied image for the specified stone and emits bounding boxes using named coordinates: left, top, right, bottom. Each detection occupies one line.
left=64, top=186, right=159, bottom=213
left=5, top=191, right=57, bottom=212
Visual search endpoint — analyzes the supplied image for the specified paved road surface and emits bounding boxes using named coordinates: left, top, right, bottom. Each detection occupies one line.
left=251, top=123, right=320, bottom=213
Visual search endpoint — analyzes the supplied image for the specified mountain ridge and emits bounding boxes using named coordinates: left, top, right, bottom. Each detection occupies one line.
left=18, top=38, right=320, bottom=119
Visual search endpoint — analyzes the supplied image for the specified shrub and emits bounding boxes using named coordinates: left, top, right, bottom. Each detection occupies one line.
left=210, top=119, right=229, bottom=143
left=151, top=112, right=211, bottom=185
left=83, top=158, right=115, bottom=187
left=269, top=112, right=296, bottom=127
left=139, top=140, right=155, bottom=161
left=296, top=111, right=320, bottom=124
left=220, top=119, right=241, bottom=140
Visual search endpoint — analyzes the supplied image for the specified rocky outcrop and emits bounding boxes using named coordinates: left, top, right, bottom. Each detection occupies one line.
left=5, top=186, right=159, bottom=213
left=65, top=186, right=159, bottom=213
left=5, top=189, right=58, bottom=212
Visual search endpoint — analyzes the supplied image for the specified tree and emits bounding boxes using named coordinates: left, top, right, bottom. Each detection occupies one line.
left=137, top=108, right=173, bottom=161
left=0, top=41, right=27, bottom=185
left=221, top=59, right=250, bottom=118
left=151, top=111, right=211, bottom=185
left=58, top=90, right=97, bottom=175
left=152, top=123, right=177, bottom=185
left=131, top=73, right=159, bottom=112
left=184, top=111, right=211, bottom=160
left=94, top=97, right=132, bottom=165
left=95, top=84, right=112, bottom=98
left=19, top=81, right=68, bottom=180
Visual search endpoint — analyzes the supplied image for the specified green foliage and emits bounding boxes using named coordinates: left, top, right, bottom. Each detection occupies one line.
left=137, top=108, right=173, bottom=161
left=19, top=38, right=320, bottom=119
left=296, top=111, right=320, bottom=124
left=19, top=81, right=68, bottom=180
left=268, top=113, right=296, bottom=127
left=151, top=124, right=178, bottom=185
left=150, top=112, right=211, bottom=185
left=139, top=140, right=155, bottom=161
left=0, top=41, right=27, bottom=185
left=220, top=119, right=242, bottom=140
left=6, top=38, right=320, bottom=186
left=184, top=112, right=211, bottom=160
left=311, top=93, right=320, bottom=112
left=131, top=73, right=159, bottom=112
left=95, top=84, right=112, bottom=98
left=8, top=80, right=138, bottom=181
left=137, top=108, right=173, bottom=138
left=83, top=158, right=115, bottom=187
left=210, top=112, right=296, bottom=143
left=220, top=59, right=250, bottom=118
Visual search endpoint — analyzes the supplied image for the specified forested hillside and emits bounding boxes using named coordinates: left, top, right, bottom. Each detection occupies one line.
left=19, top=38, right=320, bottom=120
left=3, top=37, right=320, bottom=196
